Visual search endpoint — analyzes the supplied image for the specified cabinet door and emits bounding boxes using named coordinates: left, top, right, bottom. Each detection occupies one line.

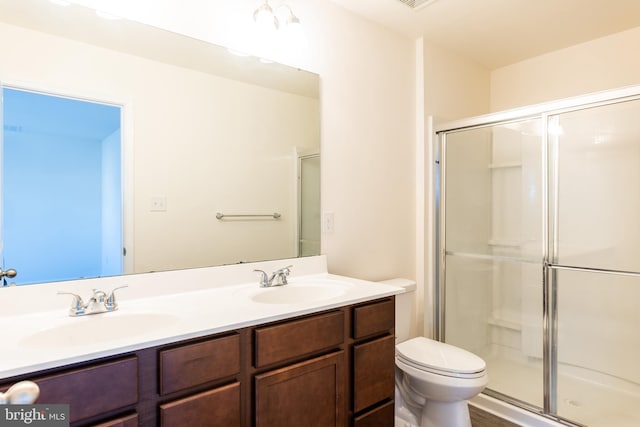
left=255, top=351, right=345, bottom=427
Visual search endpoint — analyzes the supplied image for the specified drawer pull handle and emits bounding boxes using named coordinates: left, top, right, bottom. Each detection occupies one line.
left=0, top=381, right=40, bottom=404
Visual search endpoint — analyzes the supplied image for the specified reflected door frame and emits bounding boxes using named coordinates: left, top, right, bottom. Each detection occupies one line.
left=295, top=147, right=320, bottom=258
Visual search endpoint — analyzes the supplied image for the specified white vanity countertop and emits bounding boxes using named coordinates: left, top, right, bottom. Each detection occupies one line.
left=0, top=256, right=404, bottom=379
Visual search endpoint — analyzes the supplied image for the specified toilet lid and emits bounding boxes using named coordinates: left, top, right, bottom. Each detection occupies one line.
left=396, top=337, right=486, bottom=375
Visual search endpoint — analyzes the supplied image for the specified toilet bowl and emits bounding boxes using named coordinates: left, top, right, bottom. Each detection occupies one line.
left=395, top=337, right=488, bottom=427
left=378, top=279, right=488, bottom=427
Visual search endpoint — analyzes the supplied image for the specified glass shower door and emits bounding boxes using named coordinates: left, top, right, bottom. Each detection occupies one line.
left=441, top=119, right=544, bottom=408
left=550, top=99, right=640, bottom=426
left=440, top=89, right=640, bottom=426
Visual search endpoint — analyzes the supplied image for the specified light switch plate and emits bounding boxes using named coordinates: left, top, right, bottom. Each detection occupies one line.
left=322, top=211, right=334, bottom=234
left=150, top=196, right=167, bottom=212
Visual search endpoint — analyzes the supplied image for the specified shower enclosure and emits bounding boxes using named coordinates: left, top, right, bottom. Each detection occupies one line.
left=436, top=86, right=640, bottom=427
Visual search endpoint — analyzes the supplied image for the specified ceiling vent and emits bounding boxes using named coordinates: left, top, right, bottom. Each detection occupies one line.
left=396, top=0, right=439, bottom=10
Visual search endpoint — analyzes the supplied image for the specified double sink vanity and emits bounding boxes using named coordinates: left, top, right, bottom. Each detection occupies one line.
left=0, top=256, right=403, bottom=426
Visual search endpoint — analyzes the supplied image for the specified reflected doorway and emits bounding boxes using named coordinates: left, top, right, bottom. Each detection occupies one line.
left=297, top=151, right=320, bottom=257
left=1, top=87, right=122, bottom=285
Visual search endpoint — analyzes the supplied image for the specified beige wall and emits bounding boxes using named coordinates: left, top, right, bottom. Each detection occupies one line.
left=315, top=9, right=416, bottom=281
left=491, top=26, right=640, bottom=111
left=424, top=41, right=491, bottom=124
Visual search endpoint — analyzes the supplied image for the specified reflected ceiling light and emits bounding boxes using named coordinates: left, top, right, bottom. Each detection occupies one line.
left=227, top=48, right=252, bottom=57
left=278, top=5, right=308, bottom=50
left=254, top=1, right=279, bottom=31
left=252, top=1, right=307, bottom=50
left=275, top=4, right=299, bottom=28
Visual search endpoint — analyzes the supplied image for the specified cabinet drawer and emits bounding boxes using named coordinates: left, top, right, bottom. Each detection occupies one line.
left=159, top=334, right=240, bottom=395
left=30, top=357, right=138, bottom=423
left=91, top=413, right=138, bottom=427
left=353, top=335, right=395, bottom=413
left=160, top=382, right=241, bottom=427
left=254, top=311, right=344, bottom=368
left=353, top=298, right=394, bottom=339
left=354, top=401, right=394, bottom=427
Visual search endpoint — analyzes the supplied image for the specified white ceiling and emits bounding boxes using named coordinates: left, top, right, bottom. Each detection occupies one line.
left=328, top=0, right=640, bottom=69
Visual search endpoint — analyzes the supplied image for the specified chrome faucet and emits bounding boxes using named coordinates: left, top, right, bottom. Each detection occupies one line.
left=254, top=265, right=292, bottom=287
left=58, top=286, right=128, bottom=317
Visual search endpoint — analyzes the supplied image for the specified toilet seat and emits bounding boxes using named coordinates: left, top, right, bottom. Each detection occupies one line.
left=396, top=337, right=486, bottom=379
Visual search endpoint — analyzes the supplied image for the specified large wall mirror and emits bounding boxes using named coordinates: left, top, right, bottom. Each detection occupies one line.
left=0, top=0, right=321, bottom=286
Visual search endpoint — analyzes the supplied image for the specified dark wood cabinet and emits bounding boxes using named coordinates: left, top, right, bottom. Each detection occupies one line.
left=352, top=299, right=395, bottom=340
left=159, top=333, right=240, bottom=395
left=91, top=413, right=138, bottom=427
left=2, top=296, right=395, bottom=427
left=255, top=352, right=345, bottom=427
left=353, top=335, right=395, bottom=412
left=18, top=357, right=138, bottom=425
left=353, top=400, right=394, bottom=427
left=254, top=310, right=344, bottom=368
left=159, top=382, right=241, bottom=427
left=350, top=298, right=396, bottom=425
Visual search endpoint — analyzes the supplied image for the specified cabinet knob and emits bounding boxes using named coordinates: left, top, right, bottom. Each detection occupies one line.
left=0, top=381, right=40, bottom=404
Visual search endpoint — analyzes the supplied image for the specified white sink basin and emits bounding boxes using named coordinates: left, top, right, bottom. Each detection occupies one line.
left=249, top=282, right=349, bottom=304
left=20, top=312, right=178, bottom=347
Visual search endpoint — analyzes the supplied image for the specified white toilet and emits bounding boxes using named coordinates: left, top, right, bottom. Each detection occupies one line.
left=380, top=279, right=489, bottom=427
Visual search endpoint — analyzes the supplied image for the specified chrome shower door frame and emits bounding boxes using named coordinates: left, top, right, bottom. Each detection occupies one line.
left=434, top=84, right=640, bottom=427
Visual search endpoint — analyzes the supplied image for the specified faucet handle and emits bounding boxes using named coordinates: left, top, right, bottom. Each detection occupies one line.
left=91, top=289, right=107, bottom=303
left=277, top=265, right=293, bottom=274
left=254, top=269, right=270, bottom=287
left=273, top=265, right=293, bottom=285
left=105, top=285, right=128, bottom=311
left=57, top=291, right=85, bottom=316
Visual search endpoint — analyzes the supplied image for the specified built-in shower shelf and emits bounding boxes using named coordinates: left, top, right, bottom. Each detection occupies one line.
left=488, top=317, right=521, bottom=331
left=488, top=239, right=522, bottom=248
left=488, top=162, right=522, bottom=169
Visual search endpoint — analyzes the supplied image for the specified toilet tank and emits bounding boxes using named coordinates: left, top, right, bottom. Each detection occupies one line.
left=378, top=278, right=417, bottom=344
